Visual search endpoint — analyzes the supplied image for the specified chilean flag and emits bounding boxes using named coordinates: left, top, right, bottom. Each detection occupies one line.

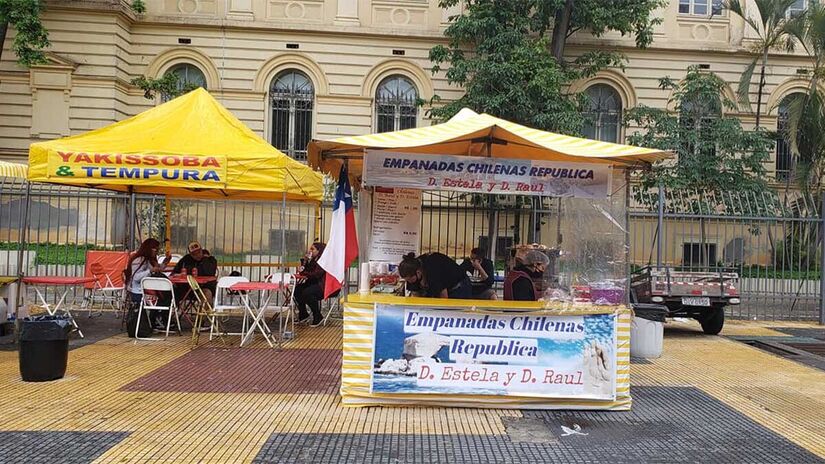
left=318, top=165, right=359, bottom=298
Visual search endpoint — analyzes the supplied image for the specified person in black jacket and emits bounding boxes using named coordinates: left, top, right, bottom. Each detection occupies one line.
left=294, top=242, right=332, bottom=327
left=398, top=252, right=472, bottom=299
left=459, top=247, right=496, bottom=300
left=172, top=240, right=218, bottom=304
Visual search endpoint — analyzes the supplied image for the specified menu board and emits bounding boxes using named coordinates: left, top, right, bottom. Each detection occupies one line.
left=369, top=187, right=421, bottom=262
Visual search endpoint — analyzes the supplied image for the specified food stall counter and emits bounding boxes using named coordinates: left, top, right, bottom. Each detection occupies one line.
left=341, top=293, right=631, bottom=410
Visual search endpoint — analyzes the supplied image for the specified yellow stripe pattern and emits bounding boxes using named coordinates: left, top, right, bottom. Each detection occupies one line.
left=309, top=108, right=670, bottom=173
left=0, top=160, right=27, bottom=179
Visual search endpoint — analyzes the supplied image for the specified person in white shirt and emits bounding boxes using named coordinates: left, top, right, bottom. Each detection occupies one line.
left=124, top=238, right=172, bottom=327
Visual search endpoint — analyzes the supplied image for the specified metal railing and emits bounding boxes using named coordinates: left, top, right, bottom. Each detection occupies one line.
left=4, top=176, right=824, bottom=322
left=0, top=178, right=318, bottom=285
left=629, top=187, right=824, bottom=321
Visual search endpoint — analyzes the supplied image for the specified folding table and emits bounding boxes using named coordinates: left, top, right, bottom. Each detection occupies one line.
left=168, top=274, right=217, bottom=324
left=21, top=276, right=98, bottom=338
left=229, top=281, right=287, bottom=348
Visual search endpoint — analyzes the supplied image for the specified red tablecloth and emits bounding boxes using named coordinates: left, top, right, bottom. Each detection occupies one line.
left=168, top=274, right=217, bottom=285
left=22, top=276, right=98, bottom=286
left=229, top=282, right=285, bottom=292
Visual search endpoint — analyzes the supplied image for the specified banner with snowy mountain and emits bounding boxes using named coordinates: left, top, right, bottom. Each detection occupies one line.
left=370, top=304, right=618, bottom=400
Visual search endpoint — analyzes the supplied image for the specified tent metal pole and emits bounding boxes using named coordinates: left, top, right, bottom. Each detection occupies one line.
left=625, top=170, right=632, bottom=306
left=342, top=159, right=350, bottom=301
left=281, top=191, right=286, bottom=278
left=128, top=187, right=136, bottom=250
left=12, top=181, right=31, bottom=316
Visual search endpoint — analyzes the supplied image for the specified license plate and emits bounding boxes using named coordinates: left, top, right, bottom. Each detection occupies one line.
left=682, top=297, right=710, bottom=307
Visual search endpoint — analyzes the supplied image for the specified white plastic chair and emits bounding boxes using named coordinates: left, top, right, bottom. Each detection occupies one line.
left=212, top=275, right=249, bottom=340
left=265, top=273, right=296, bottom=338
left=136, top=277, right=179, bottom=341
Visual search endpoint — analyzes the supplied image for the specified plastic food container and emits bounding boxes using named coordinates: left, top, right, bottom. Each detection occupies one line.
left=590, top=282, right=625, bottom=305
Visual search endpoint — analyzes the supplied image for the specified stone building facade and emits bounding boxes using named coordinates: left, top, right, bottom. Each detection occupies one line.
left=0, top=0, right=817, bottom=184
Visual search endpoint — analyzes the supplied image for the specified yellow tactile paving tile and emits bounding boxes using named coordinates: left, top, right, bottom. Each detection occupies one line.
left=631, top=321, right=825, bottom=458
left=0, top=322, right=516, bottom=463
left=713, top=318, right=815, bottom=337
left=1, top=318, right=824, bottom=462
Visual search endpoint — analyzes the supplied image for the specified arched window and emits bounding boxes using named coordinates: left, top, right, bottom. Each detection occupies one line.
left=582, top=84, right=622, bottom=143
left=776, top=93, right=804, bottom=181
left=162, top=63, right=207, bottom=102
left=270, top=70, right=314, bottom=162
left=680, top=93, right=722, bottom=158
left=375, top=75, right=418, bottom=133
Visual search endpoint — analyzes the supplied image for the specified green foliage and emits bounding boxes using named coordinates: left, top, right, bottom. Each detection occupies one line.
left=0, top=242, right=115, bottom=266
left=0, top=1, right=146, bottom=67
left=131, top=73, right=202, bottom=101
left=429, top=0, right=662, bottom=133
left=130, top=0, right=146, bottom=14
left=784, top=4, right=825, bottom=194
left=772, top=233, right=821, bottom=272
left=725, top=0, right=798, bottom=125
left=0, top=0, right=49, bottom=66
left=786, top=90, right=825, bottom=194
left=547, top=0, right=665, bottom=49
left=626, top=67, right=772, bottom=197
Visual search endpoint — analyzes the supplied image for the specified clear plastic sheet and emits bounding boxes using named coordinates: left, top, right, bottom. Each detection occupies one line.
left=542, top=170, right=628, bottom=306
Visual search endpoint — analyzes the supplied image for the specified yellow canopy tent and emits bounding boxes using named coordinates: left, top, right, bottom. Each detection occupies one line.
left=309, top=110, right=671, bottom=410
left=0, top=160, right=27, bottom=179
left=28, top=88, right=323, bottom=201
left=308, top=108, right=670, bottom=184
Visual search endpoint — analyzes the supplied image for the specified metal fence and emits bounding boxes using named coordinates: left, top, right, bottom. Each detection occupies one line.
left=2, top=176, right=824, bottom=322
left=629, top=187, right=824, bottom=321
left=0, top=178, right=318, bottom=286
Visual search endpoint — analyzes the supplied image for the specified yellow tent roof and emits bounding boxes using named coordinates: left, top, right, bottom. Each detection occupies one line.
left=308, top=108, right=670, bottom=182
left=0, top=160, right=27, bottom=179
left=28, top=88, right=323, bottom=201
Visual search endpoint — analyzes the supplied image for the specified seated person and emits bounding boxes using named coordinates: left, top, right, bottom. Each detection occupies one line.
left=125, top=238, right=172, bottom=329
left=293, top=242, right=334, bottom=327
left=504, top=250, right=549, bottom=301
left=398, top=252, right=472, bottom=299
left=459, top=247, right=496, bottom=300
left=173, top=241, right=218, bottom=303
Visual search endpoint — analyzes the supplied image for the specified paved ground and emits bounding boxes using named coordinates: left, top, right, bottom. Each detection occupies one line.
left=0, top=314, right=824, bottom=463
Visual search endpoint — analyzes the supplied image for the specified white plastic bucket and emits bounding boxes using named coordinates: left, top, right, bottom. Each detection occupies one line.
left=630, top=316, right=663, bottom=359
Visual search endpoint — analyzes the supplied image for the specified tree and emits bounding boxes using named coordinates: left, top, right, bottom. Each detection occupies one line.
left=429, top=0, right=662, bottom=134
left=626, top=67, right=772, bottom=196
left=779, top=3, right=825, bottom=194
left=131, top=73, right=202, bottom=101
left=725, top=0, right=798, bottom=128
left=544, top=0, right=665, bottom=62
left=0, top=0, right=49, bottom=66
left=0, top=0, right=145, bottom=67
left=627, top=68, right=773, bottom=268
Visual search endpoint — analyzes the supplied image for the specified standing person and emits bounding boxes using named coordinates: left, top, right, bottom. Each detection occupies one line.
left=504, top=250, right=549, bottom=301
left=124, top=238, right=172, bottom=327
left=398, top=252, right=472, bottom=299
left=294, top=242, right=331, bottom=327
left=173, top=240, right=218, bottom=302
left=460, top=247, right=496, bottom=300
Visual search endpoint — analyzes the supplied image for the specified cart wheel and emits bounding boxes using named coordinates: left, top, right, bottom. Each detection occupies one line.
left=700, top=307, right=725, bottom=335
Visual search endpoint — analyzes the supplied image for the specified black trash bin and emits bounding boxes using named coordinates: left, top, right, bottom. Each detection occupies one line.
left=632, top=303, right=668, bottom=322
left=18, top=315, right=72, bottom=382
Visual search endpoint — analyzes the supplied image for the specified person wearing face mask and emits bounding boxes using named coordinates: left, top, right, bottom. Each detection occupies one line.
left=504, top=250, right=550, bottom=301
left=293, top=242, right=330, bottom=327
left=398, top=252, right=472, bottom=299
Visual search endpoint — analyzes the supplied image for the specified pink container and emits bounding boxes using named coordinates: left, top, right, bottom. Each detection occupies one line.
left=590, top=285, right=625, bottom=305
